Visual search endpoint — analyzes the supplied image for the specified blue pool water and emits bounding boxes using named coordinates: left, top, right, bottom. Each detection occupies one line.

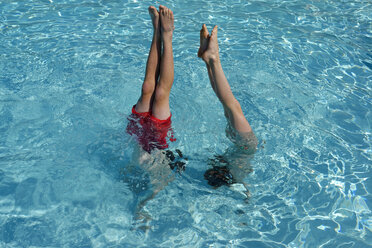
left=0, top=0, right=371, bottom=247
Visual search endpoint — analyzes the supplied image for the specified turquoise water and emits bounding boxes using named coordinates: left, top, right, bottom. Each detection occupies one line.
left=0, top=0, right=371, bottom=247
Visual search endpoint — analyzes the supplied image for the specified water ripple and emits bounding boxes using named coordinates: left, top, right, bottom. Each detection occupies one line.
left=0, top=0, right=371, bottom=247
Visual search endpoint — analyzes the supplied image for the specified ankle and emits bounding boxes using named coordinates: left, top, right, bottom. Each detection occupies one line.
left=161, top=36, right=173, bottom=46
left=204, top=55, right=220, bottom=65
left=161, top=31, right=173, bottom=40
left=153, top=28, right=160, bottom=37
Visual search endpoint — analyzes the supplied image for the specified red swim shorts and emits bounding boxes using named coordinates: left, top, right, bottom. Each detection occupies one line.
left=126, top=105, right=175, bottom=153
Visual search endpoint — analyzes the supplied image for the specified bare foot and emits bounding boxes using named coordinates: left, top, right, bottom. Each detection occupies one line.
left=159, top=5, right=174, bottom=38
left=148, top=6, right=160, bottom=29
left=198, top=24, right=209, bottom=57
left=201, top=25, right=219, bottom=64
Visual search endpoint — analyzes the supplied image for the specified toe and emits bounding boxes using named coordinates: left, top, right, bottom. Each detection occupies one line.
left=211, top=25, right=218, bottom=37
left=202, top=24, right=209, bottom=38
left=159, top=5, right=164, bottom=14
left=148, top=6, right=157, bottom=14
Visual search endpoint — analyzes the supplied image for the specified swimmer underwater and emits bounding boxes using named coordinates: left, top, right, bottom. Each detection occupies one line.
left=125, top=6, right=184, bottom=229
left=197, top=24, right=258, bottom=196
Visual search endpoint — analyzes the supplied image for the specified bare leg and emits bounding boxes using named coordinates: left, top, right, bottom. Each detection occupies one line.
left=198, top=24, right=257, bottom=148
left=151, top=5, right=175, bottom=120
left=135, top=6, right=161, bottom=113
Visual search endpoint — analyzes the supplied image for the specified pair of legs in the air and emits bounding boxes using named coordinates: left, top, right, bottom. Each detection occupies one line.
left=135, top=5, right=174, bottom=121
left=198, top=24, right=257, bottom=149
left=134, top=6, right=256, bottom=150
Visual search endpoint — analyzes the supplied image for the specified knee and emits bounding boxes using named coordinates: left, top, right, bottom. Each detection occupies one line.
left=226, top=99, right=243, bottom=115
left=141, top=80, right=155, bottom=96
left=154, top=86, right=170, bottom=102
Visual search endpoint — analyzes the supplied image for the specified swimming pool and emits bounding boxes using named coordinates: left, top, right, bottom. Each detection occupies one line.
left=0, top=0, right=371, bottom=247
